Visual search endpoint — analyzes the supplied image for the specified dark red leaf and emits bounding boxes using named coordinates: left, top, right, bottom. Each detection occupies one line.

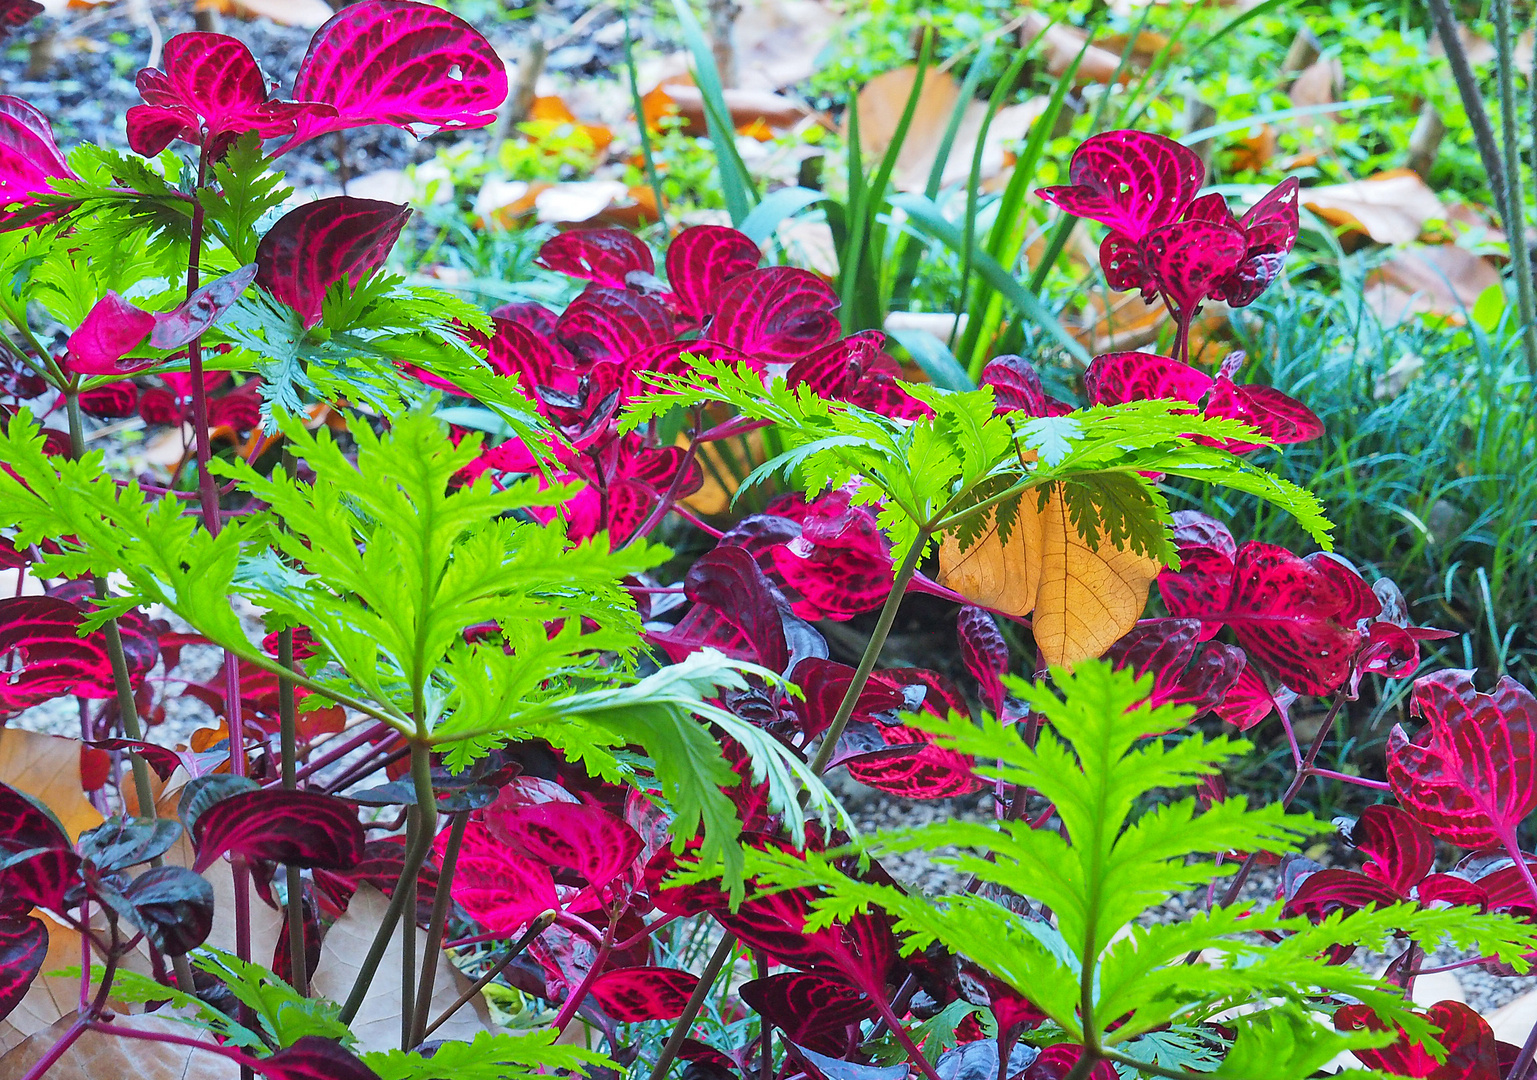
left=0, top=917, right=46, bottom=1023
left=1157, top=513, right=1377, bottom=695
left=286, top=0, right=507, bottom=150
left=842, top=723, right=981, bottom=799
left=0, top=783, right=75, bottom=917
left=589, top=965, right=699, bottom=1020
left=716, top=888, right=897, bottom=999
left=1141, top=219, right=1246, bottom=316
left=555, top=285, right=673, bottom=365
left=0, top=596, right=152, bottom=711
left=1285, top=867, right=1402, bottom=920
left=979, top=355, right=1071, bottom=417
left=150, top=263, right=258, bottom=349
left=1214, top=178, right=1300, bottom=308
left=79, top=816, right=182, bottom=872
left=1336, top=1000, right=1499, bottom=1080
left=682, top=546, right=793, bottom=673
left=1036, top=131, right=1204, bottom=241
left=488, top=300, right=558, bottom=336
left=537, top=228, right=654, bottom=289
left=1019, top=1045, right=1117, bottom=1080
left=958, top=606, right=1009, bottom=715
left=786, top=659, right=905, bottom=742
left=1386, top=669, right=1537, bottom=849
left=66, top=293, right=157, bottom=376
left=118, top=864, right=215, bottom=955
left=449, top=819, right=559, bottom=935
left=666, top=224, right=761, bottom=320
left=1103, top=618, right=1245, bottom=722
left=1349, top=805, right=1435, bottom=897
left=0, top=95, right=73, bottom=210
left=710, top=267, right=841, bottom=364
left=255, top=196, right=411, bottom=327
left=739, top=971, right=874, bottom=1042
left=77, top=382, right=140, bottom=419
left=1210, top=663, right=1275, bottom=731
left=257, top=1036, right=383, bottom=1080
left=0, top=0, right=42, bottom=40
left=191, top=789, right=364, bottom=872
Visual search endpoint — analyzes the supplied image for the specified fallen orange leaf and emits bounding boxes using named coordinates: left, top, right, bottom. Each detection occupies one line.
left=0, top=729, right=104, bottom=841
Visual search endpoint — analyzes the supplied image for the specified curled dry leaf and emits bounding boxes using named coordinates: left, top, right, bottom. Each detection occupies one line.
left=1301, top=170, right=1444, bottom=246
left=309, top=884, right=493, bottom=1053
left=937, top=484, right=1160, bottom=668
left=0, top=1011, right=240, bottom=1080
left=1364, top=245, right=1501, bottom=325
left=1018, top=10, right=1125, bottom=84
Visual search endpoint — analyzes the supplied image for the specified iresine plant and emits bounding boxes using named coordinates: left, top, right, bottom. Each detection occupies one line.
left=0, top=36, right=1532, bottom=1080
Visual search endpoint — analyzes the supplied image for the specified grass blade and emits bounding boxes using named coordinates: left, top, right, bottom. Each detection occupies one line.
left=670, top=0, right=756, bottom=225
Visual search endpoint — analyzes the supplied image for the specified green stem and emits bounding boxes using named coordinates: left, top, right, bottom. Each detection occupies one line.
left=411, top=810, right=467, bottom=1046
left=400, top=805, right=420, bottom=1050
left=338, top=742, right=437, bottom=1025
left=807, top=533, right=928, bottom=774
left=1493, top=0, right=1537, bottom=384
left=1097, top=1049, right=1202, bottom=1080
left=277, top=628, right=308, bottom=995
left=624, top=13, right=669, bottom=233
left=418, top=909, right=556, bottom=1043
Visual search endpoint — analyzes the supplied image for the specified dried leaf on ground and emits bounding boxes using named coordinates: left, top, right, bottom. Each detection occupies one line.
left=1365, top=244, right=1501, bottom=324
left=1019, top=10, right=1125, bottom=84
left=0, top=1011, right=238, bottom=1079
left=1301, top=170, right=1444, bottom=245
left=0, top=729, right=104, bottom=841
left=937, top=486, right=1160, bottom=667
left=0, top=915, right=150, bottom=1056
left=643, top=77, right=809, bottom=137
left=309, top=884, right=493, bottom=1053
left=733, top=0, right=839, bottom=90
left=1287, top=58, right=1343, bottom=109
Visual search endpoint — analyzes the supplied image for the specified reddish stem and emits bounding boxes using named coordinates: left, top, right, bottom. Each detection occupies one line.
left=83, top=1020, right=257, bottom=1069
left=551, top=904, right=623, bottom=1033
left=16, top=1018, right=87, bottom=1080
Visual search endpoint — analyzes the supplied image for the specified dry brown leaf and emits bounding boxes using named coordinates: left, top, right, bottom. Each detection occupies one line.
left=644, top=79, right=810, bottom=137
left=733, top=0, right=839, bottom=90
left=0, top=729, right=104, bottom=842
left=1429, top=24, right=1496, bottom=66
left=1364, top=244, right=1501, bottom=324
left=938, top=486, right=1158, bottom=668
left=1287, top=57, right=1342, bottom=109
left=1019, top=10, right=1125, bottom=84
left=1226, top=124, right=1276, bottom=172
left=1033, top=487, right=1160, bottom=667
left=194, top=0, right=332, bottom=28
left=0, top=916, right=153, bottom=1056
left=0, top=1012, right=238, bottom=1079
left=1302, top=170, right=1444, bottom=245
left=309, top=884, right=493, bottom=1053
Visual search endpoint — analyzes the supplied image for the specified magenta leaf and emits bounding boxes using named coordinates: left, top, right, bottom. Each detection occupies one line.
left=450, top=819, right=559, bottom=935
left=255, top=197, right=411, bottom=327
left=1036, top=131, right=1204, bottom=240
left=555, top=285, right=673, bottom=364
left=1157, top=513, right=1378, bottom=695
left=0, top=596, right=153, bottom=711
left=286, top=0, right=507, bottom=149
left=1211, top=663, right=1276, bottom=731
left=1336, top=1000, right=1500, bottom=1080
left=150, top=263, right=259, bottom=349
left=980, top=355, right=1070, bottom=417
left=1141, top=218, right=1246, bottom=316
left=190, top=789, right=365, bottom=872
left=0, top=783, right=76, bottom=916
left=739, top=971, right=875, bottom=1043
left=537, top=228, right=654, bottom=289
left=666, top=224, right=761, bottom=320
left=841, top=723, right=981, bottom=799
left=589, top=966, right=700, bottom=1021
left=1348, top=804, right=1436, bottom=896
left=77, top=382, right=140, bottom=419
left=257, top=1036, right=384, bottom=1080
left=128, top=33, right=335, bottom=158
left=1215, top=178, right=1301, bottom=307
left=491, top=801, right=643, bottom=902
left=66, top=292, right=157, bottom=376
left=1019, top=1044, right=1118, bottom=1080
left=710, top=267, right=841, bottom=364
left=1285, top=867, right=1401, bottom=921
left=0, top=917, right=46, bottom=1024
left=1083, top=351, right=1210, bottom=410
left=715, top=888, right=897, bottom=999
left=1103, top=618, right=1245, bottom=723
left=958, top=606, right=1008, bottom=715
left=1386, top=669, right=1537, bottom=849
left=0, top=95, right=73, bottom=210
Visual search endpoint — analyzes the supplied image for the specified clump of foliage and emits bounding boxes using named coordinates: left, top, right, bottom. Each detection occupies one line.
left=4, top=13, right=1537, bottom=1080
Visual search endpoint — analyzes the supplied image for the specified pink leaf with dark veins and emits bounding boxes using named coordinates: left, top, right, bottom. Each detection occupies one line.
left=1215, top=177, right=1300, bottom=307
left=556, top=285, right=673, bottom=364
left=710, top=267, right=841, bottom=364
left=1036, top=131, right=1204, bottom=240
left=255, top=196, right=411, bottom=327
left=665, top=224, right=761, bottom=320
left=1386, top=669, right=1537, bottom=850
left=284, top=0, right=507, bottom=151
left=958, top=606, right=1009, bottom=715
left=0, top=96, right=74, bottom=210
left=536, top=228, right=655, bottom=289
left=1141, top=218, right=1246, bottom=316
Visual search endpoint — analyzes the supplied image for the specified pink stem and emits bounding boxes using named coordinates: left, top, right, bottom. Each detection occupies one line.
left=17, top=1018, right=86, bottom=1080
left=1305, top=768, right=1390, bottom=790
left=551, top=908, right=621, bottom=1033
left=870, top=992, right=946, bottom=1080
left=84, top=1020, right=257, bottom=1069
left=1501, top=828, right=1537, bottom=911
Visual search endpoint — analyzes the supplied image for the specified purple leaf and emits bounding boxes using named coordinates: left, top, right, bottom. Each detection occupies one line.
left=255, top=196, right=411, bottom=327
left=116, top=864, right=215, bottom=955
left=1211, top=663, right=1276, bottom=731
left=0, top=783, right=76, bottom=917
left=1103, top=618, right=1245, bottom=723
left=536, top=228, right=654, bottom=289
left=490, top=801, right=643, bottom=902
left=77, top=382, right=140, bottom=419
left=79, top=816, right=182, bottom=872
left=1140, top=218, right=1246, bottom=316
left=680, top=546, right=793, bottom=673
left=790, top=1043, right=909, bottom=1080
left=0, top=95, right=73, bottom=210
left=1387, top=669, right=1537, bottom=849
left=958, top=606, right=1009, bottom=715
left=554, top=285, right=672, bottom=365
left=666, top=224, right=761, bottom=320
left=710, top=267, right=841, bottom=364
left=1215, top=178, right=1300, bottom=307
left=190, top=789, right=365, bottom=872
left=787, top=659, right=905, bottom=742
left=150, top=263, right=258, bottom=349
left=934, top=1040, right=1042, bottom=1080
left=1348, top=804, right=1436, bottom=897
left=979, top=355, right=1071, bottom=417
left=286, top=0, right=507, bottom=150
left=488, top=300, right=559, bottom=335
left=589, top=965, right=700, bottom=1020
left=450, top=819, right=559, bottom=935
left=740, top=971, right=875, bottom=1043
left=257, top=1036, right=384, bottom=1080
left=1036, top=131, right=1204, bottom=241
left=128, top=33, right=335, bottom=158
left=66, top=293, right=157, bottom=376
left=0, top=917, right=45, bottom=1023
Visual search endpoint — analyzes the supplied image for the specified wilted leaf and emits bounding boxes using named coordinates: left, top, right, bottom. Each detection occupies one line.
left=0, top=1011, right=240, bottom=1079
left=309, top=885, right=492, bottom=1053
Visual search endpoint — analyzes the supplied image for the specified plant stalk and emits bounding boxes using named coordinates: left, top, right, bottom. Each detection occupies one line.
left=551, top=904, right=623, bottom=1034
left=419, top=909, right=556, bottom=1043
left=1426, top=0, right=1509, bottom=214
left=1493, top=0, right=1537, bottom=383
left=277, top=628, right=308, bottom=995
left=412, top=810, right=468, bottom=1046
left=401, top=804, right=420, bottom=1050
left=649, top=933, right=737, bottom=1080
